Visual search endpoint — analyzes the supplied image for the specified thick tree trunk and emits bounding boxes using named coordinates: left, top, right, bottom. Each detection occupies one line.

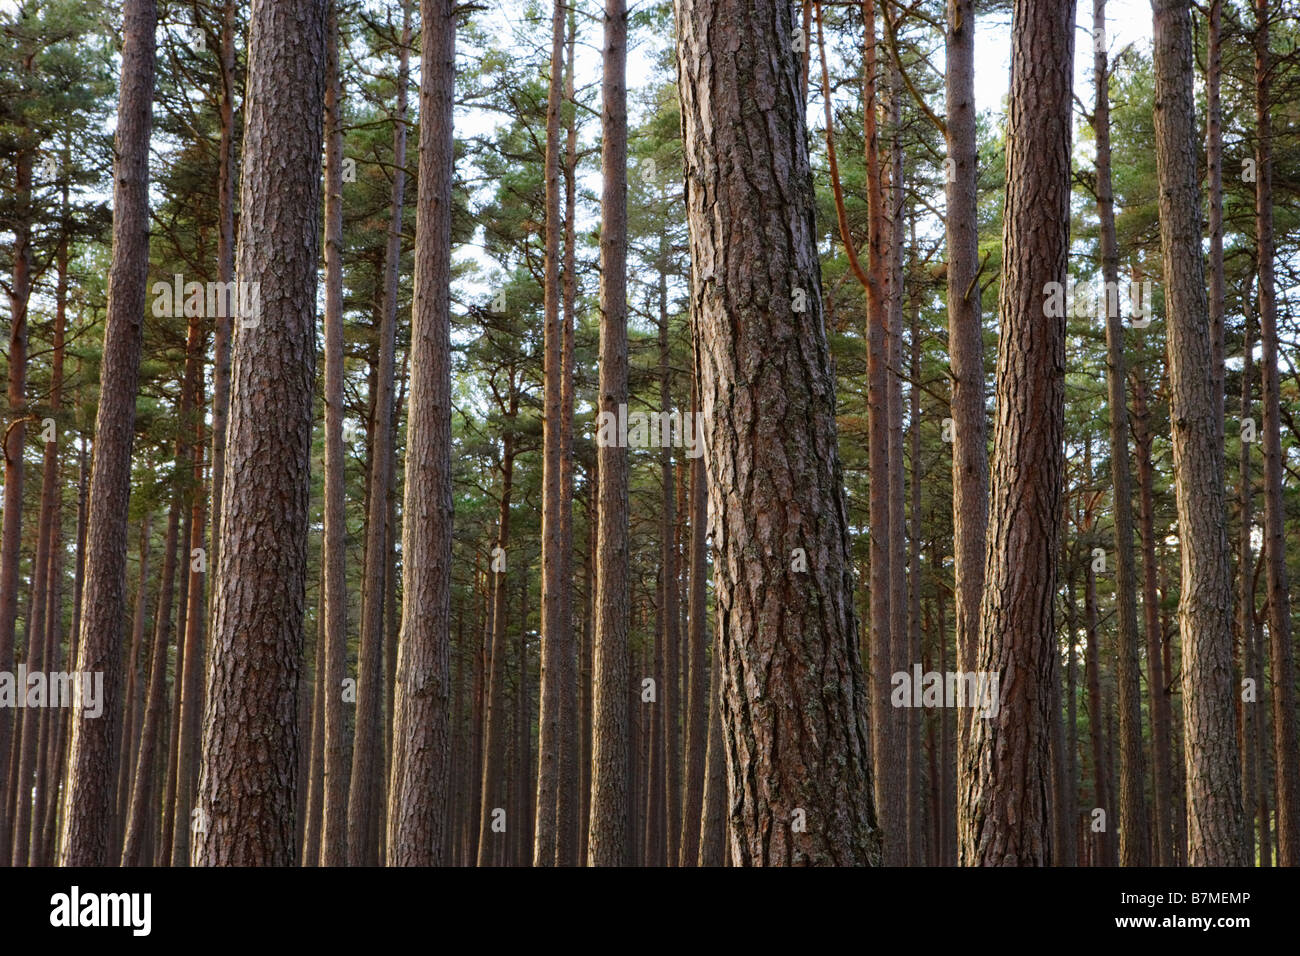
left=193, top=0, right=326, bottom=866
left=960, top=0, right=1072, bottom=867
left=677, top=0, right=879, bottom=865
left=58, top=0, right=157, bottom=866
left=387, top=0, right=455, bottom=866
left=1150, top=0, right=1248, bottom=867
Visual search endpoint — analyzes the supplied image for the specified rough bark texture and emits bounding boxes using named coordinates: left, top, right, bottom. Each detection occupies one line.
left=1151, top=0, right=1248, bottom=867
left=58, top=0, right=157, bottom=866
left=587, top=0, right=631, bottom=868
left=387, top=0, right=455, bottom=866
left=677, top=0, right=880, bottom=866
left=960, top=0, right=1072, bottom=867
left=193, top=0, right=326, bottom=866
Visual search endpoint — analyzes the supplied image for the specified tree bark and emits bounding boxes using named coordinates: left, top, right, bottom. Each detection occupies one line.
left=677, top=0, right=880, bottom=865
left=1093, top=0, right=1149, bottom=866
left=960, top=0, right=1072, bottom=867
left=1254, top=0, right=1299, bottom=866
left=944, top=0, right=988, bottom=827
left=587, top=0, right=631, bottom=868
left=1150, top=0, right=1248, bottom=867
left=58, top=0, right=157, bottom=866
left=193, top=0, right=326, bottom=866
left=534, top=0, right=568, bottom=867
left=387, top=0, right=455, bottom=866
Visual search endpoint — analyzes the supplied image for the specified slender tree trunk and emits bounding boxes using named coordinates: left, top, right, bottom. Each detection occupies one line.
left=658, top=272, right=681, bottom=869
left=209, top=0, right=236, bottom=588
left=303, top=565, right=327, bottom=865
left=194, top=0, right=326, bottom=866
left=477, top=419, right=515, bottom=865
left=960, top=0, right=1072, bottom=867
left=677, top=0, right=880, bottom=865
left=587, top=0, right=631, bottom=868
left=1085, top=545, right=1112, bottom=866
left=1254, top=0, right=1300, bottom=866
left=1151, top=0, right=1248, bottom=867
left=387, top=0, right=455, bottom=866
left=170, top=306, right=208, bottom=867
left=680, top=375, right=708, bottom=866
left=115, top=516, right=151, bottom=860
left=121, top=493, right=181, bottom=866
left=11, top=213, right=69, bottom=865
left=58, top=0, right=157, bottom=865
left=944, top=0, right=988, bottom=829
left=319, top=0, right=350, bottom=868
left=534, top=0, right=568, bottom=868
left=0, top=135, right=35, bottom=868
left=348, top=0, right=408, bottom=867
left=1092, top=0, right=1149, bottom=865
left=1239, top=286, right=1257, bottom=861
left=1133, top=363, right=1174, bottom=864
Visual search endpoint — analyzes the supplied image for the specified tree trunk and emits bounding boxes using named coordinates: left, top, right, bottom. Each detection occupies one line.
left=1133, top=363, right=1174, bottom=864
left=58, top=0, right=157, bottom=866
left=121, top=493, right=181, bottom=865
left=944, top=0, right=988, bottom=826
left=387, top=0, right=455, bottom=866
left=477, top=413, right=515, bottom=866
left=193, top=0, right=326, bottom=866
left=587, top=0, right=631, bottom=868
left=318, top=0, right=352, bottom=868
left=1150, top=0, right=1248, bottom=867
left=960, top=0, right=1072, bottom=867
left=680, top=374, right=708, bottom=866
left=677, top=0, right=879, bottom=865
left=1093, top=0, right=1149, bottom=866
left=534, top=0, right=567, bottom=867
left=1254, top=0, right=1299, bottom=866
